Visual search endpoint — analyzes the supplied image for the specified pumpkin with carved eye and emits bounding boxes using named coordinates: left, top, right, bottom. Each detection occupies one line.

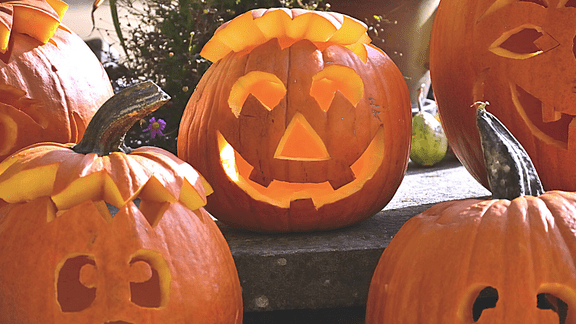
left=430, top=0, right=576, bottom=191
left=366, top=104, right=576, bottom=324
left=177, top=8, right=412, bottom=232
left=0, top=0, right=114, bottom=162
left=0, top=82, right=242, bottom=324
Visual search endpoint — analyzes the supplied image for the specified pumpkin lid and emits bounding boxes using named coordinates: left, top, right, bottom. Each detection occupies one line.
left=200, top=8, right=371, bottom=63
left=0, top=81, right=213, bottom=221
left=0, top=0, right=68, bottom=53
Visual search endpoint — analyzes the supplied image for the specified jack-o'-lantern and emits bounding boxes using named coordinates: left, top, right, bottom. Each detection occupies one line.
left=430, top=0, right=576, bottom=191
left=178, top=8, right=412, bottom=232
left=0, top=0, right=114, bottom=162
left=366, top=104, right=576, bottom=323
left=0, top=82, right=242, bottom=324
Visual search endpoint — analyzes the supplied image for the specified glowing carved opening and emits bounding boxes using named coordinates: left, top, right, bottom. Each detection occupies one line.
left=228, top=71, right=286, bottom=118
left=217, top=126, right=384, bottom=209
left=310, top=65, right=364, bottom=112
left=274, top=112, right=330, bottom=161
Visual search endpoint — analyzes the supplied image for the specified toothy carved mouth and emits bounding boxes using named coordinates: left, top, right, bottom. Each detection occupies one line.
left=218, top=126, right=385, bottom=209
left=510, top=83, right=576, bottom=150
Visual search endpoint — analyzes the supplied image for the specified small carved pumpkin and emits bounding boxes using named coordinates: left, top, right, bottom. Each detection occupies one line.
left=430, top=0, right=576, bottom=191
left=0, top=0, right=114, bottom=162
left=366, top=104, right=576, bottom=323
left=0, top=82, right=242, bottom=324
left=178, top=8, right=412, bottom=232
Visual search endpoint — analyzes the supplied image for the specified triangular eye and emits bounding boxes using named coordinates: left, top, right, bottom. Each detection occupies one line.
left=310, top=65, right=364, bottom=112
left=560, top=0, right=576, bottom=8
left=228, top=71, right=286, bottom=118
left=489, top=25, right=559, bottom=59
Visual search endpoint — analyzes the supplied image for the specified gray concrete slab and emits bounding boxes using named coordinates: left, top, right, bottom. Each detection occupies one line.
left=219, top=155, right=491, bottom=316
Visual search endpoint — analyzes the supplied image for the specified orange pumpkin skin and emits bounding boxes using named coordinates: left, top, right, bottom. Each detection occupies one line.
left=0, top=199, right=241, bottom=324
left=178, top=9, right=411, bottom=232
left=429, top=0, right=576, bottom=191
left=0, top=15, right=114, bottom=161
left=366, top=192, right=576, bottom=323
left=0, top=143, right=243, bottom=324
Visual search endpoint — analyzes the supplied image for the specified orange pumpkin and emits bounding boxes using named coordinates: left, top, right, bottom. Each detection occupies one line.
left=430, top=0, right=576, bottom=191
left=366, top=105, right=576, bottom=323
left=0, top=0, right=114, bottom=162
left=0, top=82, right=243, bottom=323
left=177, top=8, right=412, bottom=232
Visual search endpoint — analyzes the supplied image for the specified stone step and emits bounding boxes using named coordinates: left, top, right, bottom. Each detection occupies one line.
left=218, top=156, right=491, bottom=320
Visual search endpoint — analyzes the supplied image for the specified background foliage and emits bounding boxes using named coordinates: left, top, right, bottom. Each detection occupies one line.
left=95, top=0, right=327, bottom=153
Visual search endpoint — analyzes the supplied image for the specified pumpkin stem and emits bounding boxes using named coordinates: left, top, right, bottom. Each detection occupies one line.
left=72, top=81, right=170, bottom=156
left=475, top=101, right=544, bottom=199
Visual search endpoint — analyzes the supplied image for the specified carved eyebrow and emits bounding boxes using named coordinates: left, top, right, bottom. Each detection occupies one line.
left=310, top=65, right=364, bottom=112
left=228, top=71, right=286, bottom=118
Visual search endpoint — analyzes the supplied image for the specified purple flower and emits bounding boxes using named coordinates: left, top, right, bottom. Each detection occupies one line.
left=142, top=117, right=166, bottom=139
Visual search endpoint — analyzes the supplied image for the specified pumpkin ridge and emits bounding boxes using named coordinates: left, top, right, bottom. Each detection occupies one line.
left=538, top=192, right=576, bottom=264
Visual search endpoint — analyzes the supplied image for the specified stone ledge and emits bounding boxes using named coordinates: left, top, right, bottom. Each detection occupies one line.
left=218, top=156, right=491, bottom=313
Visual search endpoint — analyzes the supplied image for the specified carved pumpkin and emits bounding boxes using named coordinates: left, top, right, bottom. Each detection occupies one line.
left=0, top=0, right=114, bottom=162
left=429, top=0, right=576, bottom=191
left=0, top=82, right=243, bottom=324
left=177, top=8, right=412, bottom=232
left=366, top=104, right=576, bottom=323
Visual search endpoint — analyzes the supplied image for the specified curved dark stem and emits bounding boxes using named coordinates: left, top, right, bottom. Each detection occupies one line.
left=72, top=81, right=170, bottom=156
left=475, top=102, right=544, bottom=199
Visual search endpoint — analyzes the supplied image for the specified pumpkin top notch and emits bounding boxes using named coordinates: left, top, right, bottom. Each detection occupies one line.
left=0, top=0, right=69, bottom=54
left=475, top=101, right=544, bottom=200
left=72, top=81, right=171, bottom=156
left=200, top=8, right=372, bottom=63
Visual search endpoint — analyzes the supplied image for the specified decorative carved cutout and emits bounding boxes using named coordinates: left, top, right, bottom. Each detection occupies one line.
left=129, top=250, right=171, bottom=309
left=228, top=71, right=286, bottom=118
left=273, top=112, right=330, bottom=161
left=511, top=83, right=574, bottom=148
left=310, top=65, right=364, bottom=112
left=56, top=254, right=97, bottom=313
left=489, top=25, right=559, bottom=59
left=472, top=286, right=499, bottom=321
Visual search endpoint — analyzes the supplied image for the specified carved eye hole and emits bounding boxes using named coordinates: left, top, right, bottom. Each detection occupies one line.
left=537, top=293, right=569, bottom=323
left=561, top=0, right=576, bottom=7
left=56, top=254, right=97, bottom=312
left=310, top=65, right=364, bottom=112
left=489, top=25, right=560, bottom=59
left=129, top=250, right=171, bottom=309
left=472, top=286, right=499, bottom=321
left=228, top=71, right=286, bottom=118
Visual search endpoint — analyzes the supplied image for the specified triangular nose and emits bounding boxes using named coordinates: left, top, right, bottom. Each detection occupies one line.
left=274, top=112, right=330, bottom=161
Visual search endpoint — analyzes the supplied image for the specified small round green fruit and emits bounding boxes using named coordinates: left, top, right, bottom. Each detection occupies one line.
left=410, top=111, right=448, bottom=166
